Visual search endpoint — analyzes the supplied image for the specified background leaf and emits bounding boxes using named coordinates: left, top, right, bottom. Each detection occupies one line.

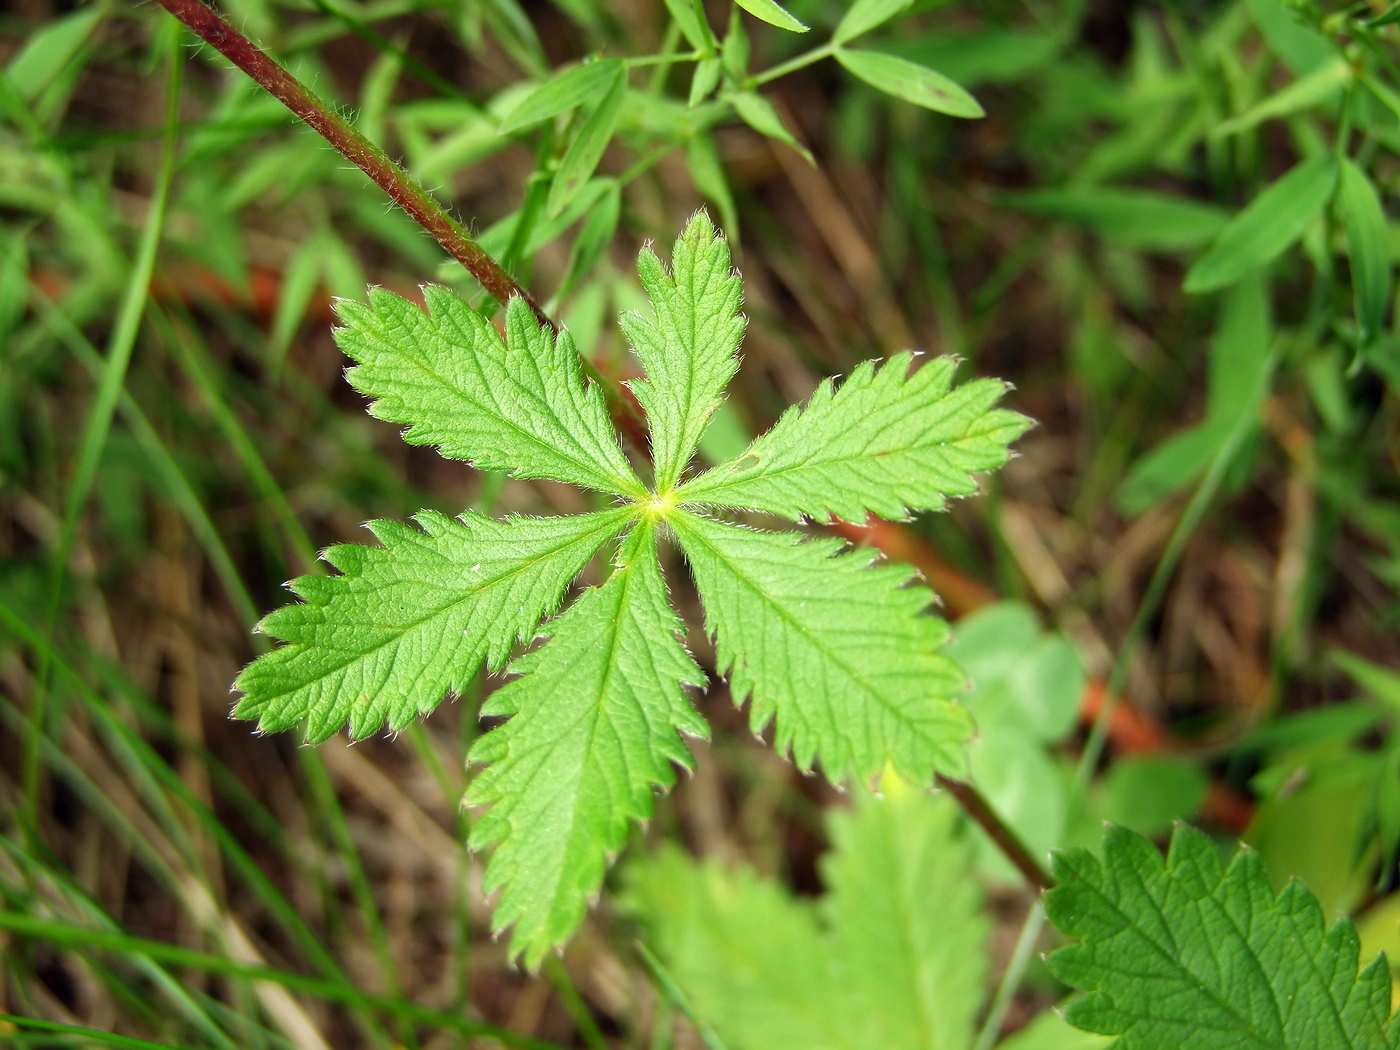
left=834, top=48, right=983, bottom=118
left=1184, top=155, right=1337, bottom=293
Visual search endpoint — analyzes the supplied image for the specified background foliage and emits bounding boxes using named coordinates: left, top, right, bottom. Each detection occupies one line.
left=0, top=0, right=1398, bottom=1046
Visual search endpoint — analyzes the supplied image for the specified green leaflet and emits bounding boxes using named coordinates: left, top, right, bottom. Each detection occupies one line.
left=1047, top=824, right=1400, bottom=1049
left=466, top=523, right=707, bottom=968
left=671, top=510, right=971, bottom=781
left=834, top=48, right=984, bottom=118
left=629, top=787, right=987, bottom=1050
left=678, top=354, right=1030, bottom=521
left=334, top=289, right=644, bottom=497
left=623, top=211, right=745, bottom=492
left=234, top=509, right=628, bottom=742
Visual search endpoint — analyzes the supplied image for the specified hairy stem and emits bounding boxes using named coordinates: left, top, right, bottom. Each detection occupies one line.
left=935, top=773, right=1054, bottom=892
left=148, top=0, right=651, bottom=453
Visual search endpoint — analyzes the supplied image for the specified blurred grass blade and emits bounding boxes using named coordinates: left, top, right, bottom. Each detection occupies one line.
left=686, top=133, right=738, bottom=236
left=1183, top=154, right=1336, bottom=293
left=834, top=48, right=984, bottom=117
left=558, top=180, right=620, bottom=298
left=546, top=66, right=625, bottom=217
left=1213, top=56, right=1349, bottom=137
left=1337, top=159, right=1392, bottom=349
left=0, top=1014, right=182, bottom=1049
left=732, top=0, right=808, bottom=32
left=1000, top=187, right=1229, bottom=250
left=500, top=59, right=623, bottom=133
left=732, top=91, right=813, bottom=162
left=664, top=0, right=712, bottom=51
left=5, top=4, right=104, bottom=102
left=835, top=0, right=913, bottom=45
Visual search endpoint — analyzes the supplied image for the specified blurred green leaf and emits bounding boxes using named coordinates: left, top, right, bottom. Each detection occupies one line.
left=834, top=0, right=913, bottom=45
left=1244, top=0, right=1332, bottom=73
left=1333, top=650, right=1400, bottom=716
left=732, top=0, right=807, bottom=32
left=1215, top=57, right=1349, bottom=137
left=1184, top=155, right=1337, bottom=294
left=1001, top=187, right=1230, bottom=250
left=6, top=6, right=103, bottom=102
left=1336, top=160, right=1393, bottom=350
left=731, top=91, right=812, bottom=161
left=834, top=48, right=984, bottom=118
left=558, top=181, right=620, bottom=298
left=664, top=0, right=711, bottom=49
left=546, top=71, right=626, bottom=218
left=690, top=56, right=722, bottom=106
left=687, top=133, right=738, bottom=234
left=499, top=59, right=623, bottom=133
left=1101, top=756, right=1208, bottom=836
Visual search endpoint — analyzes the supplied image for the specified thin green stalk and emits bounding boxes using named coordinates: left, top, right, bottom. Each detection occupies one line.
left=970, top=903, right=1045, bottom=1050
left=545, top=955, right=610, bottom=1050
left=25, top=38, right=183, bottom=845
left=752, top=42, right=834, bottom=86
left=0, top=1013, right=182, bottom=1050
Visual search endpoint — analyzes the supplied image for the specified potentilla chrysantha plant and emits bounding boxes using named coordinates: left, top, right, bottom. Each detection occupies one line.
left=231, top=212, right=1031, bottom=965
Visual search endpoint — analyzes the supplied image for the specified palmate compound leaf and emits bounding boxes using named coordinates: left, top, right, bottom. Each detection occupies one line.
left=333, top=288, right=645, bottom=498
left=622, top=210, right=745, bottom=492
left=1046, top=823, right=1400, bottom=1050
left=670, top=509, right=971, bottom=782
left=234, top=212, right=1030, bottom=965
left=466, top=521, right=707, bottom=968
left=676, top=353, right=1031, bottom=521
left=628, top=786, right=988, bottom=1050
left=233, top=509, right=629, bottom=743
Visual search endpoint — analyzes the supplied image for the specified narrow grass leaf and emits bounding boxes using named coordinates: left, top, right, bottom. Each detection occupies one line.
left=686, top=134, right=738, bottom=234
left=1214, top=56, right=1350, bottom=137
left=334, top=290, right=643, bottom=496
left=672, top=511, right=971, bottom=782
left=1184, top=155, right=1337, bottom=293
left=1337, top=159, right=1392, bottom=348
left=623, top=211, right=745, bottom=491
left=558, top=180, right=620, bottom=298
left=546, top=65, right=626, bottom=217
left=1000, top=188, right=1230, bottom=250
left=732, top=91, right=813, bottom=162
left=834, top=0, right=914, bottom=44
left=664, top=0, right=712, bottom=49
left=1047, top=824, right=1399, bottom=1048
left=234, top=509, right=629, bottom=742
left=835, top=48, right=984, bottom=117
left=467, top=523, right=707, bottom=967
left=499, top=59, right=622, bottom=133
left=678, top=354, right=1029, bottom=521
left=732, top=0, right=808, bottom=32
left=6, top=5, right=103, bottom=101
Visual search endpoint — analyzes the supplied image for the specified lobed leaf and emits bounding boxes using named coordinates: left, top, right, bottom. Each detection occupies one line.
left=1047, top=823, right=1400, bottom=1049
left=678, top=353, right=1030, bottom=522
left=629, top=788, right=987, bottom=1050
left=233, top=509, right=628, bottom=742
left=467, top=523, right=708, bottom=968
left=623, top=211, right=745, bottom=491
left=334, top=289, right=644, bottom=497
left=671, top=510, right=970, bottom=782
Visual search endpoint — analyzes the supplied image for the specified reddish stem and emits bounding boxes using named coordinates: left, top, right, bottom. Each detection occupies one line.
left=149, top=0, right=652, bottom=453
